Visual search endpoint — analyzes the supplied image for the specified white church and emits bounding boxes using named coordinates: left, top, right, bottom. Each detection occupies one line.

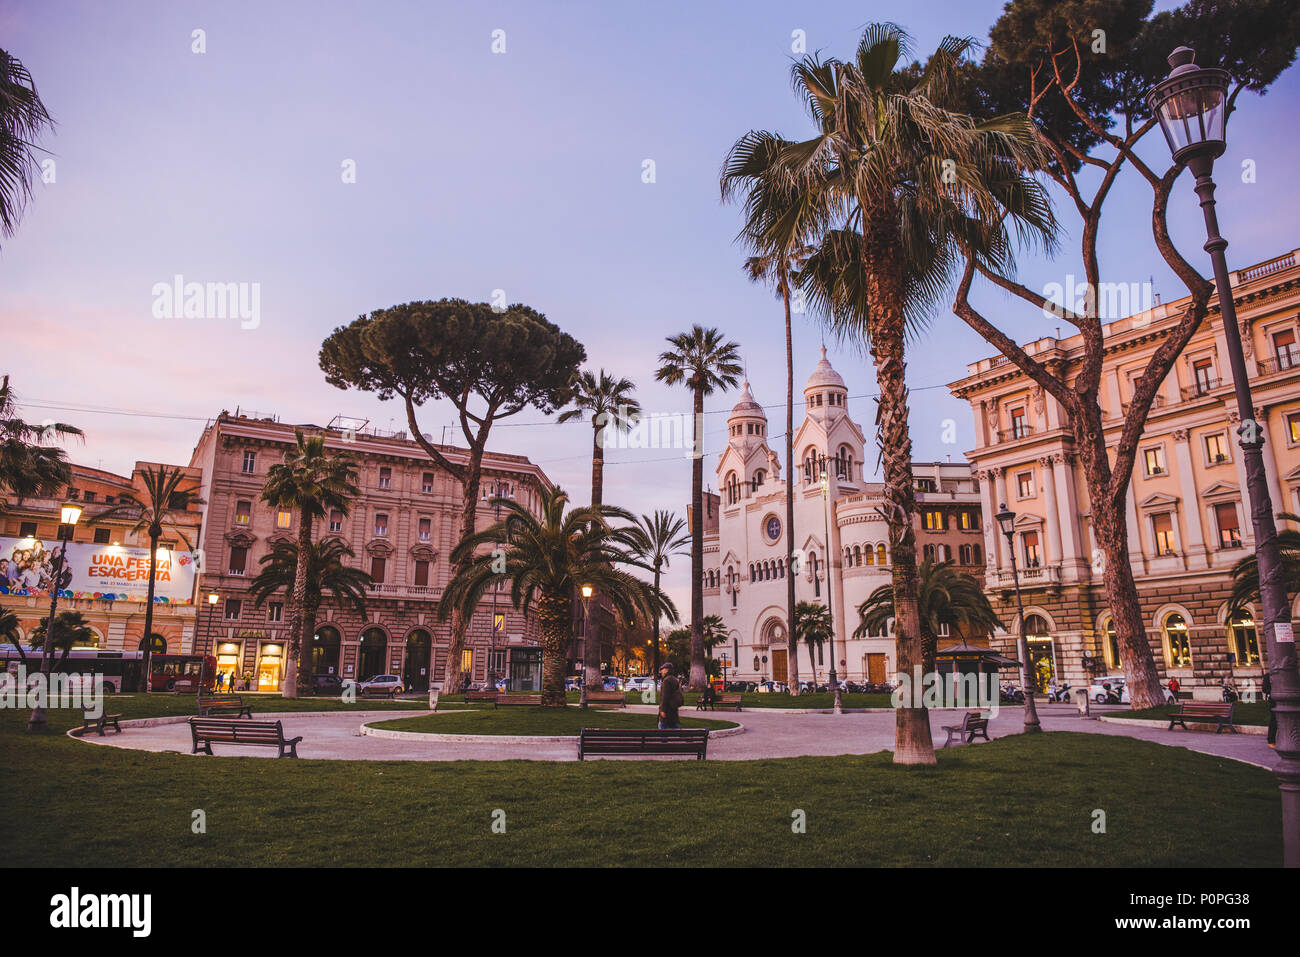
left=700, top=347, right=983, bottom=685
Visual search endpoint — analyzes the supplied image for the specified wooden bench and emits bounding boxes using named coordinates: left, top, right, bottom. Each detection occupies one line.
left=197, top=694, right=253, bottom=718
left=359, top=685, right=397, bottom=699
left=464, top=690, right=499, bottom=705
left=80, top=707, right=123, bottom=736
left=189, top=718, right=303, bottom=757
left=578, top=727, right=709, bottom=760
left=1172, top=690, right=1194, bottom=701
left=712, top=693, right=743, bottom=712
left=585, top=690, right=627, bottom=708
left=495, top=694, right=543, bottom=708
left=941, top=711, right=990, bottom=747
left=1168, top=700, right=1237, bottom=734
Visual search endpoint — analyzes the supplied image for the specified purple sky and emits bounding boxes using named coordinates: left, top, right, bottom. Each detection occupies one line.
left=4, top=0, right=1298, bottom=610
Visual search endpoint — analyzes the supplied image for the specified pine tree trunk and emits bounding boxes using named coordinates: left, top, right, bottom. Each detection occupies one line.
left=538, top=593, right=572, bottom=707
left=689, top=386, right=707, bottom=691
left=783, top=278, right=800, bottom=696
left=442, top=447, right=485, bottom=694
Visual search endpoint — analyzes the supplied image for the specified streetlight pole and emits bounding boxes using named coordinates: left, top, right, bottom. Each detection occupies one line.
left=28, top=502, right=83, bottom=732
left=819, top=463, right=843, bottom=714
left=483, top=480, right=513, bottom=693
left=198, top=591, right=218, bottom=704
left=578, top=584, right=593, bottom=709
left=1149, top=45, right=1300, bottom=865
left=996, top=504, right=1041, bottom=733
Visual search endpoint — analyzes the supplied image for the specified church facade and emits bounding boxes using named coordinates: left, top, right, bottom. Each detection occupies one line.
left=701, top=348, right=985, bottom=685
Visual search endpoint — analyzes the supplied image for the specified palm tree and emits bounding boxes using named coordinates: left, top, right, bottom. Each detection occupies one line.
left=855, top=559, right=1004, bottom=664
left=248, top=537, right=371, bottom=689
left=30, top=610, right=97, bottom=671
left=261, top=430, right=360, bottom=697
left=1228, top=513, right=1300, bottom=616
left=656, top=326, right=742, bottom=690
left=439, top=486, right=673, bottom=707
left=0, top=375, right=82, bottom=508
left=94, top=465, right=203, bottom=693
left=0, top=49, right=55, bottom=247
left=747, top=23, right=1054, bottom=762
left=556, top=369, right=641, bottom=508
left=626, top=509, right=689, bottom=679
left=0, top=607, right=23, bottom=660
left=794, top=601, right=833, bottom=686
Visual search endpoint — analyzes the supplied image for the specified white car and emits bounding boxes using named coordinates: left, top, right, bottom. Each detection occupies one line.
left=624, top=676, right=654, bottom=693
left=356, top=674, right=403, bottom=696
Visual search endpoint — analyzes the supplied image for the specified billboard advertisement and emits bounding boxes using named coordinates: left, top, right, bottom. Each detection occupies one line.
left=0, top=536, right=197, bottom=604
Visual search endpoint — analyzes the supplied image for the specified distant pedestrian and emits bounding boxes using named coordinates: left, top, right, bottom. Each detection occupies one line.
left=1168, top=676, right=1180, bottom=701
left=658, top=662, right=683, bottom=730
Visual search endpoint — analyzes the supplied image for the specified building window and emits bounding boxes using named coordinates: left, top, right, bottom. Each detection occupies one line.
left=276, top=509, right=292, bottom=529
left=19, top=521, right=37, bottom=537
left=1205, top=432, right=1229, bottom=464
left=93, top=527, right=112, bottom=544
left=1214, top=502, right=1242, bottom=549
left=241, top=451, right=256, bottom=474
left=374, top=513, right=388, bottom=537
left=418, top=517, right=431, bottom=542
left=83, top=491, right=96, bottom=503
left=235, top=500, right=251, bottom=525
left=268, top=602, right=283, bottom=623
left=461, top=649, right=473, bottom=675
left=1022, top=530, right=1041, bottom=567
left=228, top=546, right=247, bottom=576
left=370, top=556, right=386, bottom=583
left=1010, top=406, right=1029, bottom=439
left=1273, top=328, right=1298, bottom=369
left=923, top=543, right=936, bottom=562
left=1102, top=618, right=1120, bottom=669
left=1287, top=412, right=1300, bottom=446
left=1192, top=358, right=1216, bottom=394
left=1227, top=612, right=1260, bottom=666
left=1152, top=512, right=1176, bottom=556
left=224, top=598, right=242, bottom=620
left=959, top=510, right=977, bottom=531
left=922, top=509, right=945, bottom=531
left=915, top=478, right=937, bottom=493
left=972, top=543, right=982, bottom=564
left=1016, top=471, right=1034, bottom=499
left=422, top=472, right=435, bottom=493
left=378, top=467, right=392, bottom=489
left=876, top=544, right=887, bottom=565
left=414, top=560, right=430, bottom=587
left=1143, top=446, right=1165, bottom=476
left=329, top=509, right=343, bottom=533
left=1162, top=612, right=1192, bottom=668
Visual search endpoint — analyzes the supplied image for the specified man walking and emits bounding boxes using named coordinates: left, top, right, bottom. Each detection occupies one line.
left=658, top=661, right=683, bottom=730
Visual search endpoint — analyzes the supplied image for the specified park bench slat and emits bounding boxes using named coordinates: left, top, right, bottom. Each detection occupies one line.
left=189, top=718, right=303, bottom=757
left=578, top=727, right=709, bottom=760
left=495, top=694, right=543, bottom=708
left=80, top=707, right=123, bottom=736
left=940, top=711, right=990, bottom=748
left=1168, top=701, right=1237, bottom=734
left=584, top=691, right=627, bottom=708
left=197, top=694, right=254, bottom=718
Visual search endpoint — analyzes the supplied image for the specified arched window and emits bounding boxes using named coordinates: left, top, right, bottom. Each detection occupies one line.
left=725, top=472, right=741, bottom=505
left=1100, top=617, right=1120, bottom=669
left=139, top=634, right=166, bottom=654
left=749, top=564, right=756, bottom=583
left=752, top=470, right=765, bottom=490
left=777, top=559, right=784, bottom=578
left=863, top=544, right=875, bottom=565
left=1227, top=612, right=1260, bottom=666
left=972, top=543, right=983, bottom=565
left=853, top=545, right=862, bottom=567
left=876, top=544, right=887, bottom=565
left=1162, top=612, right=1191, bottom=668
left=810, top=552, right=820, bottom=597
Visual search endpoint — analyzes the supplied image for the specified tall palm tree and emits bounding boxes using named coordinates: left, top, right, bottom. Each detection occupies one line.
left=749, top=23, right=1054, bottom=762
left=95, top=465, right=203, bottom=693
left=0, top=49, right=55, bottom=247
left=854, top=559, right=1004, bottom=664
left=794, top=601, right=833, bottom=685
left=248, top=537, right=371, bottom=689
left=439, top=486, right=673, bottom=707
left=0, top=607, right=23, bottom=659
left=30, top=610, right=98, bottom=671
left=0, top=375, right=82, bottom=508
left=656, top=326, right=742, bottom=690
left=626, top=509, right=689, bottom=679
left=556, top=369, right=641, bottom=508
left=1228, top=513, right=1300, bottom=616
left=261, top=430, right=359, bottom=697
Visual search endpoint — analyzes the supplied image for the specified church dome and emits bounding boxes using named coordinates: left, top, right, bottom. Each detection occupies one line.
left=804, top=345, right=846, bottom=392
left=729, top=381, right=766, bottom=420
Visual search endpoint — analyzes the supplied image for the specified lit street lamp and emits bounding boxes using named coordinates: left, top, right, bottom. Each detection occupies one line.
left=578, top=584, right=593, bottom=709
left=198, top=591, right=218, bottom=702
left=995, top=503, right=1041, bottom=733
left=1149, top=45, right=1300, bottom=864
left=28, top=502, right=82, bottom=732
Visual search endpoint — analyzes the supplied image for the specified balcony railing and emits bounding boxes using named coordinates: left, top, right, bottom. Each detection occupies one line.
left=1180, top=378, right=1220, bottom=400
left=1256, top=352, right=1300, bottom=377
left=989, top=563, right=1060, bottom=589
left=1236, top=252, right=1296, bottom=283
left=997, top=425, right=1034, bottom=442
left=367, top=583, right=440, bottom=599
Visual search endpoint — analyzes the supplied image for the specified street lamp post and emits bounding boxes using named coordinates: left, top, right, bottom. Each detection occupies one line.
left=1149, top=45, right=1300, bottom=864
left=482, top=481, right=513, bottom=693
left=28, top=502, right=82, bottom=732
left=819, top=465, right=843, bottom=714
left=995, top=504, right=1041, bottom=733
left=578, top=584, right=593, bottom=708
left=198, top=591, right=218, bottom=704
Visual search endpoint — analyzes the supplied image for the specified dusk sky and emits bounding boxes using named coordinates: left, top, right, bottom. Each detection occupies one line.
left=4, top=0, right=1298, bottom=609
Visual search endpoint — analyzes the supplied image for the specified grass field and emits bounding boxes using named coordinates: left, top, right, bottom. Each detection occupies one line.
left=0, top=698, right=1281, bottom=867
left=372, top=708, right=736, bottom=735
left=435, top=691, right=897, bottom=710
left=1115, top=700, right=1272, bottom=726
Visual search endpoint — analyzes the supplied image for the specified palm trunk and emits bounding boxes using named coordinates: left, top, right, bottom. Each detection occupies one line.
left=783, top=277, right=800, bottom=696
left=864, top=205, right=935, bottom=765
left=442, top=447, right=485, bottom=693
left=538, top=593, right=571, bottom=707
left=140, top=529, right=159, bottom=694
left=689, top=386, right=707, bottom=691
left=582, top=423, right=605, bottom=693
left=590, top=423, right=604, bottom=508
left=300, top=596, right=321, bottom=697
left=283, top=512, right=314, bottom=699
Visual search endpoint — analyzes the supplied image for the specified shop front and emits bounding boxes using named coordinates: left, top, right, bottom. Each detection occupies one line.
left=1023, top=615, right=1057, bottom=693
left=214, top=640, right=243, bottom=690
left=508, top=646, right=542, bottom=691
left=256, top=641, right=284, bottom=692
left=403, top=629, right=432, bottom=693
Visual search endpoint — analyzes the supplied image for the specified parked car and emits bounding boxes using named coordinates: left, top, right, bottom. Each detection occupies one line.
left=602, top=676, right=623, bottom=691
left=624, top=675, right=654, bottom=693
left=311, top=673, right=345, bottom=695
left=565, top=676, right=582, bottom=692
left=356, top=674, right=403, bottom=695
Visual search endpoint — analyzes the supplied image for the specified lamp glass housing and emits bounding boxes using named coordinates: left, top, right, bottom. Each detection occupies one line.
left=1146, top=48, right=1230, bottom=164
left=60, top=502, right=84, bottom=526
left=995, top=504, right=1016, bottom=537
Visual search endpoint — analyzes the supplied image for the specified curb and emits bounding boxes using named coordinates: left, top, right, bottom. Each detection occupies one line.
left=67, top=709, right=429, bottom=740
left=359, top=716, right=746, bottom=744
left=1097, top=715, right=1267, bottom=736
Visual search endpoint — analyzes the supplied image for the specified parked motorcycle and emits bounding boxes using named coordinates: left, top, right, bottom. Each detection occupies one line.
left=1221, top=679, right=1240, bottom=703
left=999, top=683, right=1025, bottom=704
left=1046, top=683, right=1072, bottom=703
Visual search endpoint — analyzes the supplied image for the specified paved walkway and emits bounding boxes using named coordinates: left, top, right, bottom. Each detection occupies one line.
left=72, top=703, right=1280, bottom=767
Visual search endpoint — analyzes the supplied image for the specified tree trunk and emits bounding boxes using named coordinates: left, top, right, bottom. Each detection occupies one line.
left=1074, top=414, right=1166, bottom=708
left=538, top=593, right=571, bottom=707
left=864, top=205, right=935, bottom=765
left=299, top=598, right=320, bottom=698
left=590, top=423, right=604, bottom=508
left=783, top=278, right=800, bottom=696
left=689, top=386, right=707, bottom=691
left=140, top=529, right=159, bottom=694
left=442, top=446, right=485, bottom=694
left=283, top=512, right=314, bottom=699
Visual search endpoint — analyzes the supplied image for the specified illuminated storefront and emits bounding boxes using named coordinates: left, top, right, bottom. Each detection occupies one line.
left=214, top=640, right=243, bottom=689
left=256, top=642, right=283, bottom=692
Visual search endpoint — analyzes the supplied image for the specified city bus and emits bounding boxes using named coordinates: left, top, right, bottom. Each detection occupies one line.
left=0, top=646, right=215, bottom=693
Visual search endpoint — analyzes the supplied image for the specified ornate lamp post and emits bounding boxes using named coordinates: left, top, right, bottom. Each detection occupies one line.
left=196, top=590, right=218, bottom=701
left=1149, top=45, right=1299, bottom=864
left=482, top=480, right=513, bottom=692
left=578, top=584, right=593, bottom=708
left=819, top=466, right=843, bottom=714
left=995, top=504, right=1041, bottom=733
left=28, top=501, right=82, bottom=732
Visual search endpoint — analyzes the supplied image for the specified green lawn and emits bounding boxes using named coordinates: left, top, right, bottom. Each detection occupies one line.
left=373, top=708, right=736, bottom=735
left=435, top=691, right=895, bottom=710
left=1113, top=700, right=1272, bottom=726
left=0, top=703, right=1281, bottom=867
left=77, top=693, right=420, bottom=720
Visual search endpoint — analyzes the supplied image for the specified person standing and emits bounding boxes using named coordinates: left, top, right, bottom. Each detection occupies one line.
left=658, top=662, right=683, bottom=730
left=1168, top=676, right=1180, bottom=702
